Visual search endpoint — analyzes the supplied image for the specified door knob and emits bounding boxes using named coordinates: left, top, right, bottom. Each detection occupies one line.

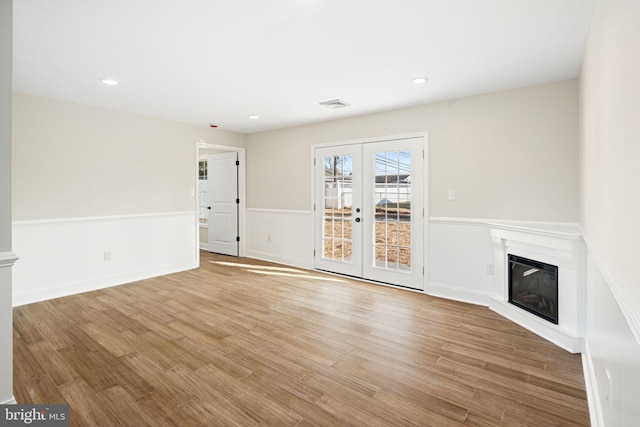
left=355, top=217, right=361, bottom=223
left=207, top=206, right=211, bottom=210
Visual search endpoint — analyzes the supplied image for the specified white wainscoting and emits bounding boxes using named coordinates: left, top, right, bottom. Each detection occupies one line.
left=246, top=208, right=313, bottom=269
left=0, top=251, right=18, bottom=406
left=12, top=212, right=197, bottom=306
left=581, top=241, right=640, bottom=427
left=428, top=218, right=496, bottom=306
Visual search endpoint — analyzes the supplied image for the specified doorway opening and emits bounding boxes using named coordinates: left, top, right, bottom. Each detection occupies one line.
left=195, top=142, right=246, bottom=264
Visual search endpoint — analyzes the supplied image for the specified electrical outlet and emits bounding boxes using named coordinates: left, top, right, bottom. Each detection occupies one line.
left=486, top=264, right=495, bottom=275
left=104, top=251, right=112, bottom=261
left=448, top=189, right=456, bottom=201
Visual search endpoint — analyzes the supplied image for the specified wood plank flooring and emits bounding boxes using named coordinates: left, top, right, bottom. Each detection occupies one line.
left=13, top=251, right=590, bottom=426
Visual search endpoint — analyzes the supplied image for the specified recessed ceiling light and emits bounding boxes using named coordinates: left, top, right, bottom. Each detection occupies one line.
left=248, top=115, right=259, bottom=119
left=411, top=77, right=428, bottom=85
left=101, top=78, right=119, bottom=86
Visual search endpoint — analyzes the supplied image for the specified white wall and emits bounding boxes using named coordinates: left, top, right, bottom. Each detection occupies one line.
left=0, top=0, right=14, bottom=404
left=579, top=0, right=640, bottom=424
left=12, top=94, right=245, bottom=304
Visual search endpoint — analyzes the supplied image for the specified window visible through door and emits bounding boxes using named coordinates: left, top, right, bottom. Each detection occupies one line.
left=314, top=136, right=425, bottom=290
left=198, top=159, right=208, bottom=224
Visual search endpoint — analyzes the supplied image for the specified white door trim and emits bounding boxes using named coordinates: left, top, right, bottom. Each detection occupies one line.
left=312, top=132, right=428, bottom=149
left=195, top=142, right=246, bottom=266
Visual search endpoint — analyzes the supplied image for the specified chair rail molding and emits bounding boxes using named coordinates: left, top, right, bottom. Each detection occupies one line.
left=0, top=251, right=18, bottom=269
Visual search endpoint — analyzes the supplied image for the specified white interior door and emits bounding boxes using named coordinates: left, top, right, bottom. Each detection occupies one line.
left=207, top=152, right=239, bottom=256
left=314, top=137, right=424, bottom=289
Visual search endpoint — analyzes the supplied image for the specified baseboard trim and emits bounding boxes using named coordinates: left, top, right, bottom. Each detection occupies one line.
left=582, top=339, right=603, bottom=427
left=12, top=262, right=196, bottom=307
left=428, top=281, right=491, bottom=306
left=0, top=396, right=17, bottom=405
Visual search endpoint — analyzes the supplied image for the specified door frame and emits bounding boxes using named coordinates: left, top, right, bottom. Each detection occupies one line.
left=310, top=132, right=429, bottom=291
left=195, top=141, right=246, bottom=265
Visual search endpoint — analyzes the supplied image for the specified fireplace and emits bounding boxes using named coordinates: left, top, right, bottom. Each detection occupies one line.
left=489, top=222, right=585, bottom=353
left=508, top=254, right=558, bottom=324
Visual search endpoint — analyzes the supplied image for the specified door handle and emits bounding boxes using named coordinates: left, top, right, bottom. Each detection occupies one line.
left=355, top=217, right=361, bottom=223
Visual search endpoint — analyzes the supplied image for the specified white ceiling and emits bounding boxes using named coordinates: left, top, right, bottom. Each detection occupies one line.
left=13, top=0, right=595, bottom=134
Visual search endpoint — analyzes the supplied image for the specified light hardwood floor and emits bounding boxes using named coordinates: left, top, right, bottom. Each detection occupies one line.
left=13, top=251, right=590, bottom=426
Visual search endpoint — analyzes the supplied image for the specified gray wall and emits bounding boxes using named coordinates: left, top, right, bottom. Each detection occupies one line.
left=246, top=80, right=579, bottom=222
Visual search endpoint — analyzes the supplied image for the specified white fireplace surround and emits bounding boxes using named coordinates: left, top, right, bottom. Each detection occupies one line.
left=488, top=222, right=586, bottom=353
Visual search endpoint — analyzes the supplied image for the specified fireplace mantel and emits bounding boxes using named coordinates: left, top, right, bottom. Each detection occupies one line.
left=488, top=222, right=586, bottom=353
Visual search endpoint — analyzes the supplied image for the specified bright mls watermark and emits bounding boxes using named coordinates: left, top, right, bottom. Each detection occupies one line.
left=1, top=405, right=69, bottom=426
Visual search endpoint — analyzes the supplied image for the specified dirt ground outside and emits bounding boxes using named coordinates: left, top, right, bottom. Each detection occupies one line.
left=323, top=207, right=412, bottom=266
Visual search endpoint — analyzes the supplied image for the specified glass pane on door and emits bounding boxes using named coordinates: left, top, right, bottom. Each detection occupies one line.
left=322, top=155, right=353, bottom=262
left=372, top=150, right=412, bottom=272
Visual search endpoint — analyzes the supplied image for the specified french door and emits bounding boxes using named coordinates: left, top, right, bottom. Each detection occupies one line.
left=314, top=137, right=424, bottom=290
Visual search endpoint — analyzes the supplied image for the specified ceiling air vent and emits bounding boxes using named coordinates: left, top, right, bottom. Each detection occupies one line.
left=319, top=99, right=351, bottom=109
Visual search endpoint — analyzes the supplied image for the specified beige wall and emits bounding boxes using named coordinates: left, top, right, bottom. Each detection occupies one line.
left=580, top=0, right=640, bottom=308
left=246, top=80, right=579, bottom=222
left=13, top=93, right=245, bottom=221
left=580, top=0, right=640, bottom=423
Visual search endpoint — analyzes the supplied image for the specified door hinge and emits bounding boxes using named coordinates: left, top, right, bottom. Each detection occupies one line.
left=314, top=249, right=316, bottom=257
left=423, top=266, right=425, bottom=275
left=236, top=236, right=240, bottom=242
left=313, top=203, right=316, bottom=211
left=236, top=160, right=240, bottom=166
left=236, top=198, right=240, bottom=204
left=313, top=158, right=316, bottom=166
